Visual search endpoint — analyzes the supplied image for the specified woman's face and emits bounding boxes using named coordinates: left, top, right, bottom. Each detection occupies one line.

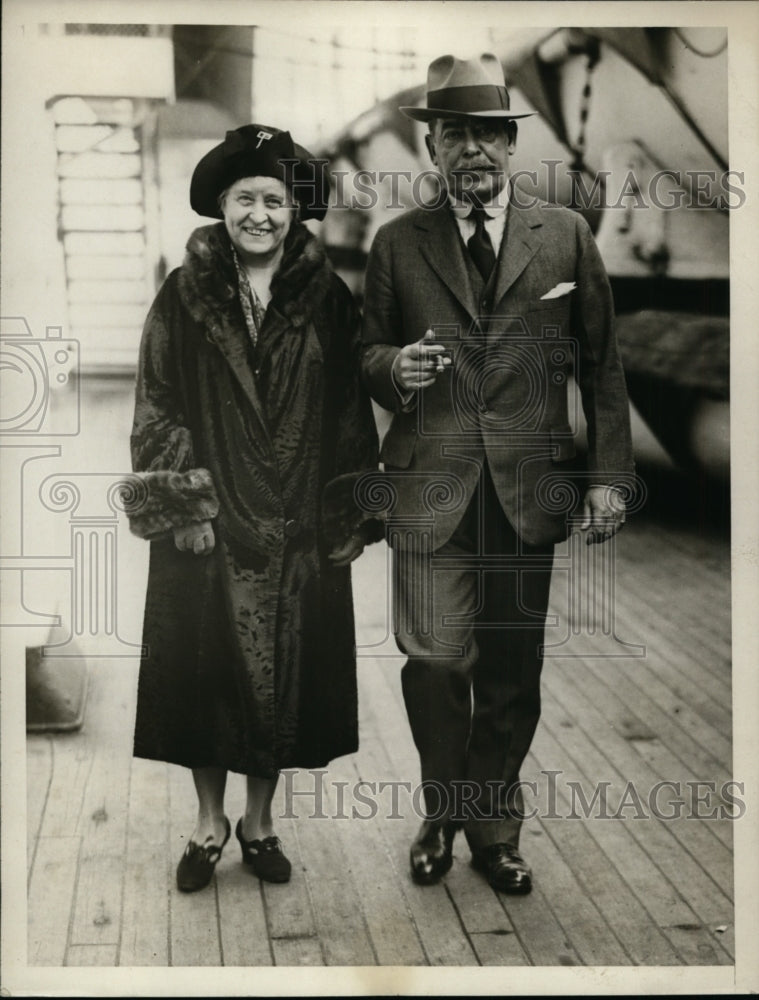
left=221, top=176, right=294, bottom=263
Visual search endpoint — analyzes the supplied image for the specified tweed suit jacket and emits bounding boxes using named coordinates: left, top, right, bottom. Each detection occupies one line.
left=361, top=195, right=635, bottom=549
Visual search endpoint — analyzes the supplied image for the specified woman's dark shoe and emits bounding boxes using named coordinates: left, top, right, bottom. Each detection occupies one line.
left=409, top=820, right=456, bottom=885
left=471, top=843, right=532, bottom=894
left=235, top=819, right=292, bottom=883
left=176, top=816, right=231, bottom=892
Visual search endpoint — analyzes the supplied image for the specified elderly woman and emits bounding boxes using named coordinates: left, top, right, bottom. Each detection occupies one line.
left=127, top=125, right=381, bottom=891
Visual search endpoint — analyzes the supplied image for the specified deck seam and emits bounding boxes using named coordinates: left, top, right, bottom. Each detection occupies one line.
left=26, top=736, right=54, bottom=892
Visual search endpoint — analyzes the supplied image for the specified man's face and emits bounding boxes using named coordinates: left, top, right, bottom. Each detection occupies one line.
left=426, top=117, right=516, bottom=203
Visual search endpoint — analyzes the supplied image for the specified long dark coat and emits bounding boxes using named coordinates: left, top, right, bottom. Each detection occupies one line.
left=128, top=221, right=381, bottom=777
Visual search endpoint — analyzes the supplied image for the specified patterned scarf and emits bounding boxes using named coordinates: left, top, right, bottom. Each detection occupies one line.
left=231, top=246, right=267, bottom=347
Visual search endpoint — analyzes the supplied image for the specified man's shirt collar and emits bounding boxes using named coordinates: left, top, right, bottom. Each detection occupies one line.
left=448, top=180, right=511, bottom=219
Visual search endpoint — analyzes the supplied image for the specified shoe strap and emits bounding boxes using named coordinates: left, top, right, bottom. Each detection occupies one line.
left=244, top=835, right=283, bottom=855
left=184, top=840, right=223, bottom=864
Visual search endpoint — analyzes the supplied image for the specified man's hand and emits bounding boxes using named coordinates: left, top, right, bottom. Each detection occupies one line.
left=173, top=520, right=215, bottom=555
left=392, top=329, right=452, bottom=391
left=328, top=532, right=365, bottom=567
left=579, top=486, right=626, bottom=545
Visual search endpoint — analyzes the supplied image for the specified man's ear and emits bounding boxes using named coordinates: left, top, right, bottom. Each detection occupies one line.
left=506, top=121, right=518, bottom=154
left=424, top=131, right=437, bottom=166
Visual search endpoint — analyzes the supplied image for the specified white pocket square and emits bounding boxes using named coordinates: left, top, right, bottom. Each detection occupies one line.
left=540, top=282, right=577, bottom=300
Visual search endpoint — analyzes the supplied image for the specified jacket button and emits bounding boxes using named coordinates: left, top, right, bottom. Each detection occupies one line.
left=284, top=518, right=300, bottom=538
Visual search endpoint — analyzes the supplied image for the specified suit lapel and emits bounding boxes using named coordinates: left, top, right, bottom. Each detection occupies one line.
left=492, top=198, right=544, bottom=309
left=417, top=207, right=478, bottom=320
left=417, top=198, right=544, bottom=318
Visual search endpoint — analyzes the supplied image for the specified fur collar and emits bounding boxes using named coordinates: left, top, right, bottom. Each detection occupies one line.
left=177, top=220, right=332, bottom=333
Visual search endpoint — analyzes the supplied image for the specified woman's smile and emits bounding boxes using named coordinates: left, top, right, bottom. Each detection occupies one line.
left=221, top=175, right=295, bottom=264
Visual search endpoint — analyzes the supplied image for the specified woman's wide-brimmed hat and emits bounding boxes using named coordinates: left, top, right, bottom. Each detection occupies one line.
left=190, top=124, right=330, bottom=221
left=400, top=52, right=535, bottom=122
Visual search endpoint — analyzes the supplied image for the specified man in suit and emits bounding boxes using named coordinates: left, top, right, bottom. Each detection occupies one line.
left=361, top=53, right=634, bottom=893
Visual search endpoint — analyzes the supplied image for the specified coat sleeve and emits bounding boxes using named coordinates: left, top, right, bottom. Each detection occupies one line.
left=320, top=275, right=385, bottom=548
left=571, top=214, right=635, bottom=486
left=360, top=223, right=413, bottom=414
left=126, top=275, right=220, bottom=539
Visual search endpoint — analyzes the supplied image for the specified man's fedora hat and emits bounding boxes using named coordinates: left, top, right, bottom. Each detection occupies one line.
left=190, top=124, right=330, bottom=221
left=400, top=52, right=535, bottom=122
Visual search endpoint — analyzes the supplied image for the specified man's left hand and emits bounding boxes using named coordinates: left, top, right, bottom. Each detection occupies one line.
left=328, top=533, right=365, bottom=567
left=579, top=486, right=626, bottom=545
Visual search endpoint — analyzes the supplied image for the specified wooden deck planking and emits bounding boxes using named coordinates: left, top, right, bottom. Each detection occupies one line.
left=606, top=591, right=732, bottom=715
left=545, top=610, right=729, bottom=776
left=515, top=811, right=634, bottom=966
left=28, top=663, right=101, bottom=964
left=269, top=935, right=325, bottom=966
left=534, top=707, right=714, bottom=931
left=588, top=579, right=732, bottom=710
left=529, top=724, right=730, bottom=966
left=615, top=530, right=732, bottom=666
left=24, top=515, right=733, bottom=968
left=69, top=662, right=136, bottom=949
left=541, top=610, right=732, bottom=783
left=616, top=535, right=731, bottom=653
left=262, top=814, right=320, bottom=947
left=536, top=682, right=734, bottom=955
left=548, top=545, right=732, bottom=712
left=544, top=658, right=734, bottom=895
left=66, top=944, right=119, bottom=966
left=330, top=745, right=430, bottom=966
left=442, top=861, right=530, bottom=966
left=524, top=792, right=681, bottom=964
left=497, top=880, right=583, bottom=967
left=289, top=774, right=378, bottom=966
left=37, top=728, right=93, bottom=840
left=625, top=733, right=733, bottom=850
left=27, top=836, right=80, bottom=966
left=26, top=736, right=52, bottom=875
left=119, top=758, right=171, bottom=967
left=574, top=643, right=733, bottom=790
left=639, top=520, right=730, bottom=586
left=356, top=656, right=480, bottom=966
left=215, top=870, right=272, bottom=967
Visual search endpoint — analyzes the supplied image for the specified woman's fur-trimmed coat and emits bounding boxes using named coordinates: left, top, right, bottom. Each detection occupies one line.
left=128, top=221, right=381, bottom=776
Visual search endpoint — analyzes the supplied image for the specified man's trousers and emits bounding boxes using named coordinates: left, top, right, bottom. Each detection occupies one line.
left=392, top=462, right=555, bottom=849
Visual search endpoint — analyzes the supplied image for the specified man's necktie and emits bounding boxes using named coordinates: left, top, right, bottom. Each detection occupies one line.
left=467, top=207, right=496, bottom=282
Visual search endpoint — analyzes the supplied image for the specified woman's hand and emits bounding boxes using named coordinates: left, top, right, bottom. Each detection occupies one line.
left=173, top=520, right=215, bottom=555
left=327, top=532, right=365, bottom=567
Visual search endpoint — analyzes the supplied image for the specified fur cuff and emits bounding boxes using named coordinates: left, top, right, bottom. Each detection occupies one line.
left=123, top=468, right=219, bottom=539
left=322, top=472, right=385, bottom=549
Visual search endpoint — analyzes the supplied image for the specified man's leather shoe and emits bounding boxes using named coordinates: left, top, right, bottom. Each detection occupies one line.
left=471, top=843, right=532, bottom=894
left=410, top=821, right=456, bottom=885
